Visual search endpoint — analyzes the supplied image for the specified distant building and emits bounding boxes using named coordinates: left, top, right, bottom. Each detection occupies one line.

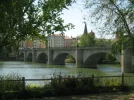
left=89, top=30, right=95, bottom=37
left=83, top=22, right=88, bottom=35
left=34, top=40, right=46, bottom=48
left=64, top=36, right=74, bottom=47
left=24, top=40, right=33, bottom=48
left=48, top=33, right=64, bottom=47
left=83, top=22, right=95, bottom=37
left=19, top=39, right=46, bottom=49
left=48, top=33, right=76, bottom=47
left=79, top=22, right=96, bottom=47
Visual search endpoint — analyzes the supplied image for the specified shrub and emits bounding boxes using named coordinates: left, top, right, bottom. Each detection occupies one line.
left=104, top=79, right=121, bottom=87
left=26, top=84, right=42, bottom=91
left=0, top=73, right=22, bottom=92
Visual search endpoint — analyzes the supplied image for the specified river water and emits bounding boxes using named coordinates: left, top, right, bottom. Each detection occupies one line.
left=2, top=61, right=134, bottom=86
left=0, top=61, right=122, bottom=79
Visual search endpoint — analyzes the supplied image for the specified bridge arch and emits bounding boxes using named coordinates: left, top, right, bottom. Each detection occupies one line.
left=36, top=52, right=48, bottom=63
left=84, top=52, right=119, bottom=68
left=26, top=52, right=32, bottom=62
left=53, top=53, right=75, bottom=65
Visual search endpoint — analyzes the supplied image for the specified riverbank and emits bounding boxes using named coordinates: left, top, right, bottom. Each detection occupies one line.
left=12, top=91, right=134, bottom=100
left=0, top=73, right=132, bottom=100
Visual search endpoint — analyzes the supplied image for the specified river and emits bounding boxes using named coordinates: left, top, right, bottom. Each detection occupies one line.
left=0, top=61, right=122, bottom=79
left=2, top=61, right=134, bottom=86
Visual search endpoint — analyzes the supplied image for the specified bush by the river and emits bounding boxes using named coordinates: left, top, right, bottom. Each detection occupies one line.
left=0, top=73, right=23, bottom=92
left=24, top=74, right=130, bottom=97
left=65, top=55, right=75, bottom=63
left=0, top=73, right=131, bottom=99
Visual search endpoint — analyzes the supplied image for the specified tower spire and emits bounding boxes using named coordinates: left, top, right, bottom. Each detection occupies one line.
left=83, top=22, right=88, bottom=34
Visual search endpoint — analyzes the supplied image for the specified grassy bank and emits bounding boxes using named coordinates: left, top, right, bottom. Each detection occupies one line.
left=0, top=73, right=132, bottom=99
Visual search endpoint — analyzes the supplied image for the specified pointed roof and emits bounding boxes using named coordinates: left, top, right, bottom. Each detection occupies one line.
left=89, top=30, right=95, bottom=37
left=83, top=22, right=88, bottom=35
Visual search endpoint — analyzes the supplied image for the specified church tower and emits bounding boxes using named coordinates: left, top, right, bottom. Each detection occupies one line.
left=83, top=22, right=88, bottom=35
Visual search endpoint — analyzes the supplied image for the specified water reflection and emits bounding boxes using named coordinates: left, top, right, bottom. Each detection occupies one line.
left=0, top=61, right=122, bottom=78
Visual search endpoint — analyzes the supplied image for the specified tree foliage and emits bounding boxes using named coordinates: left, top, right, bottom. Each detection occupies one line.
left=0, top=0, right=75, bottom=52
left=84, top=0, right=134, bottom=53
left=95, top=38, right=113, bottom=47
left=105, top=53, right=117, bottom=63
left=79, top=34, right=95, bottom=47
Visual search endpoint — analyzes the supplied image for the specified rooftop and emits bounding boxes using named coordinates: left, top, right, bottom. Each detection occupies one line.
left=65, top=36, right=73, bottom=39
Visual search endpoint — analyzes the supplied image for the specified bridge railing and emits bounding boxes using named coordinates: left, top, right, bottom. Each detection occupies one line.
left=18, top=46, right=112, bottom=51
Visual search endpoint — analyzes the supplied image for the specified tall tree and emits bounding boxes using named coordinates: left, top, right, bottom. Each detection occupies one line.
left=0, top=0, right=75, bottom=52
left=84, top=0, right=134, bottom=71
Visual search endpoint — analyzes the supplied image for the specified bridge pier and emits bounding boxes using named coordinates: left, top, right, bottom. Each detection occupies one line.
left=121, top=48, right=134, bottom=73
left=32, top=49, right=36, bottom=63
left=76, top=48, right=83, bottom=68
left=48, top=49, right=53, bottom=64
left=24, top=50, right=27, bottom=62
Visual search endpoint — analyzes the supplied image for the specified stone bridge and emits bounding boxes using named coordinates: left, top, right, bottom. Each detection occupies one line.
left=18, top=47, right=133, bottom=73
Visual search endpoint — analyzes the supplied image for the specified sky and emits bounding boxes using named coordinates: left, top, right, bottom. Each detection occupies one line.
left=60, top=0, right=97, bottom=38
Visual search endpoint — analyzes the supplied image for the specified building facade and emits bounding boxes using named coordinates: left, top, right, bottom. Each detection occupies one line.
left=48, top=33, right=75, bottom=47
left=19, top=39, right=46, bottom=49
left=48, top=33, right=64, bottom=47
left=19, top=33, right=74, bottom=49
left=64, top=36, right=74, bottom=47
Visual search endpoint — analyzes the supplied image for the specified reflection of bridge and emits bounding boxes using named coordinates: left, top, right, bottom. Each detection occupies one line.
left=18, top=47, right=133, bottom=73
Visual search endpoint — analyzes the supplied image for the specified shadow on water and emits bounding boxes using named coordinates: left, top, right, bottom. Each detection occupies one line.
left=98, top=64, right=121, bottom=72
left=0, top=61, right=122, bottom=77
